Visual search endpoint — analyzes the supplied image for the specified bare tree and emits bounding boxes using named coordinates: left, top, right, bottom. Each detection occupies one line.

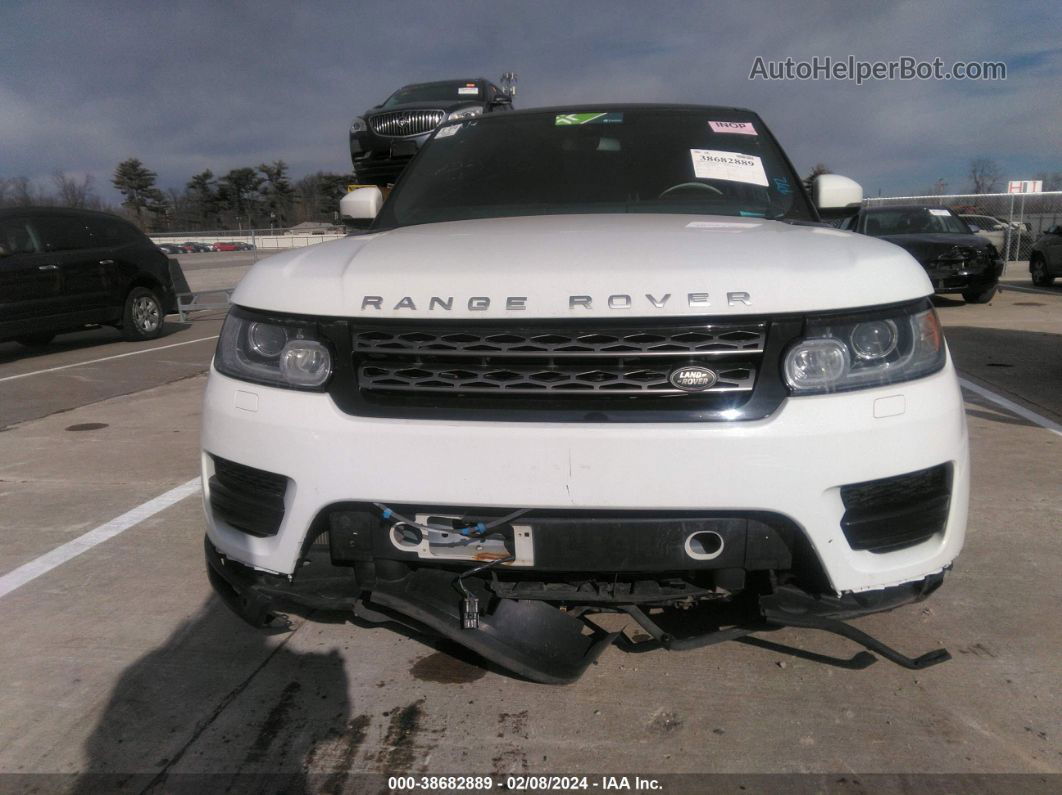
left=8, top=176, right=44, bottom=206
left=1034, top=171, right=1062, bottom=192
left=802, top=163, right=831, bottom=193
left=968, top=158, right=1001, bottom=194
left=52, top=171, right=97, bottom=208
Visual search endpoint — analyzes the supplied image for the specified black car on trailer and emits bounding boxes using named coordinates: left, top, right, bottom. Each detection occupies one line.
left=349, top=77, right=515, bottom=186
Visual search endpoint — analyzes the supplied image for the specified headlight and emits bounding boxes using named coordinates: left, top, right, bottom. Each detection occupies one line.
left=447, top=106, right=483, bottom=121
left=783, top=301, right=945, bottom=395
left=350, top=116, right=367, bottom=133
left=215, top=309, right=333, bottom=390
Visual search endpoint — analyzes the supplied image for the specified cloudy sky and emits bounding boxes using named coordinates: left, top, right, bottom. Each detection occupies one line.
left=2, top=0, right=1059, bottom=202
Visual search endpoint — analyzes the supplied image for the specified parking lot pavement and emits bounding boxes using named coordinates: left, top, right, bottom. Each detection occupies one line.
left=0, top=271, right=1059, bottom=780
left=0, top=316, right=225, bottom=429
left=174, top=251, right=261, bottom=293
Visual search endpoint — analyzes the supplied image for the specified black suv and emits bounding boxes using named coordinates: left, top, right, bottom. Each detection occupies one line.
left=840, top=205, right=1004, bottom=303
left=0, top=207, right=177, bottom=347
left=349, top=77, right=514, bottom=186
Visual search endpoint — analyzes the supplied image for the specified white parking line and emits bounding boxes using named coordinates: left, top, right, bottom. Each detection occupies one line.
left=0, top=478, right=201, bottom=600
left=0, top=335, right=219, bottom=383
left=960, top=378, right=1062, bottom=437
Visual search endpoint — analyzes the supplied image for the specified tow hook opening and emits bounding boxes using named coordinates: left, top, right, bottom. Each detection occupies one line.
left=685, top=530, right=725, bottom=560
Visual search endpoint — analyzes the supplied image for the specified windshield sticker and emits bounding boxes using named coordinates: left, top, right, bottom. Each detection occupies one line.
left=708, top=120, right=757, bottom=136
left=555, top=112, right=624, bottom=126
left=689, top=149, right=769, bottom=187
left=435, top=124, right=461, bottom=139
left=458, top=86, right=479, bottom=95
left=772, top=176, right=792, bottom=194
left=928, top=208, right=951, bottom=216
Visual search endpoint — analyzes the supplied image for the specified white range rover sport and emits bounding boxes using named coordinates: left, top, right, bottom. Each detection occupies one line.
left=202, top=105, right=967, bottom=683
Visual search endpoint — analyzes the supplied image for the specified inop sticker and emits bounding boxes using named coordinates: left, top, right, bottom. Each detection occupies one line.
left=458, top=86, right=479, bottom=95
left=689, top=150, right=769, bottom=187
left=709, top=120, right=757, bottom=136
left=435, top=124, right=461, bottom=138
left=928, top=208, right=951, bottom=216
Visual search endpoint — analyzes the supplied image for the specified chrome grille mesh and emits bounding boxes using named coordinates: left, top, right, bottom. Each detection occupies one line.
left=353, top=323, right=765, bottom=398
left=360, top=362, right=755, bottom=395
left=369, top=110, right=446, bottom=137
left=353, top=325, right=766, bottom=358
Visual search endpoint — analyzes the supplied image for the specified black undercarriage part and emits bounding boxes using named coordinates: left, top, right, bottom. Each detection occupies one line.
left=206, top=538, right=951, bottom=683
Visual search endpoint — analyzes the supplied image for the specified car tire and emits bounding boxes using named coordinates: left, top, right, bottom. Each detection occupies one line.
left=1030, top=257, right=1054, bottom=287
left=962, top=285, right=997, bottom=304
left=14, top=332, right=56, bottom=348
left=122, top=286, right=165, bottom=341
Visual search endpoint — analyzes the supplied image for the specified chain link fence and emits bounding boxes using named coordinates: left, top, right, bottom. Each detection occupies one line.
left=864, top=191, right=1062, bottom=262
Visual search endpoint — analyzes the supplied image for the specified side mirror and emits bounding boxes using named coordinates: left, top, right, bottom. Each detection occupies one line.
left=967, top=224, right=981, bottom=232
left=491, top=95, right=513, bottom=107
left=340, top=186, right=383, bottom=228
left=0, top=243, right=10, bottom=258
left=813, top=174, right=863, bottom=218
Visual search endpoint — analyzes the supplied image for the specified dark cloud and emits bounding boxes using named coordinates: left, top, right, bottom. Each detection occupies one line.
left=2, top=0, right=1059, bottom=200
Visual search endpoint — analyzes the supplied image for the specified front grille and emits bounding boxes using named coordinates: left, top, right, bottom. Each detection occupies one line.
left=353, top=323, right=765, bottom=397
left=360, top=361, right=756, bottom=395
left=352, top=154, right=415, bottom=185
left=209, top=456, right=288, bottom=537
left=369, top=110, right=445, bottom=137
left=840, top=464, right=952, bottom=553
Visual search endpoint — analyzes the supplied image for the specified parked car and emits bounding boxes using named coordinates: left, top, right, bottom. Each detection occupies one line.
left=204, top=104, right=963, bottom=683
left=350, top=77, right=515, bottom=186
left=840, top=205, right=1003, bottom=303
left=212, top=241, right=240, bottom=252
left=1029, top=225, right=1062, bottom=286
left=157, top=243, right=182, bottom=254
left=958, top=213, right=1009, bottom=252
left=0, top=207, right=177, bottom=346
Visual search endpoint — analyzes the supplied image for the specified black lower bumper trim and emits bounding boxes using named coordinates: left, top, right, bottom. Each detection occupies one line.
left=204, top=537, right=950, bottom=681
left=371, top=569, right=617, bottom=684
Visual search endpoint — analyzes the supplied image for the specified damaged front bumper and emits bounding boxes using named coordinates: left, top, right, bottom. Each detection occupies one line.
left=204, top=536, right=950, bottom=684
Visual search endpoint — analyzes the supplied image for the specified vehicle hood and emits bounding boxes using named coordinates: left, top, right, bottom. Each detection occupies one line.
left=365, top=99, right=482, bottom=115
left=876, top=233, right=995, bottom=263
left=234, top=214, right=933, bottom=319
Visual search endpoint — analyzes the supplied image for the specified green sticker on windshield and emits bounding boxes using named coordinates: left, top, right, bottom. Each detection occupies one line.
left=555, top=112, right=624, bottom=126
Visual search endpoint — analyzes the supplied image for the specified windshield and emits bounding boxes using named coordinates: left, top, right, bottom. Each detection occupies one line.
left=379, top=108, right=814, bottom=228
left=864, top=208, right=972, bottom=236
left=382, top=82, right=481, bottom=107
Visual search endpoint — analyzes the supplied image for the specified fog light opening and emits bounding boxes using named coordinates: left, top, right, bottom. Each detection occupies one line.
left=685, top=530, right=724, bottom=560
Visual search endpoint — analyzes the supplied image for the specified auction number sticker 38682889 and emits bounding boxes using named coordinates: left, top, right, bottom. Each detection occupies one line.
left=689, top=149, right=768, bottom=186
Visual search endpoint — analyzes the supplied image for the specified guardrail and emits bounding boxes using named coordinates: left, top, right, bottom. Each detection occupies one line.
left=150, top=228, right=347, bottom=251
